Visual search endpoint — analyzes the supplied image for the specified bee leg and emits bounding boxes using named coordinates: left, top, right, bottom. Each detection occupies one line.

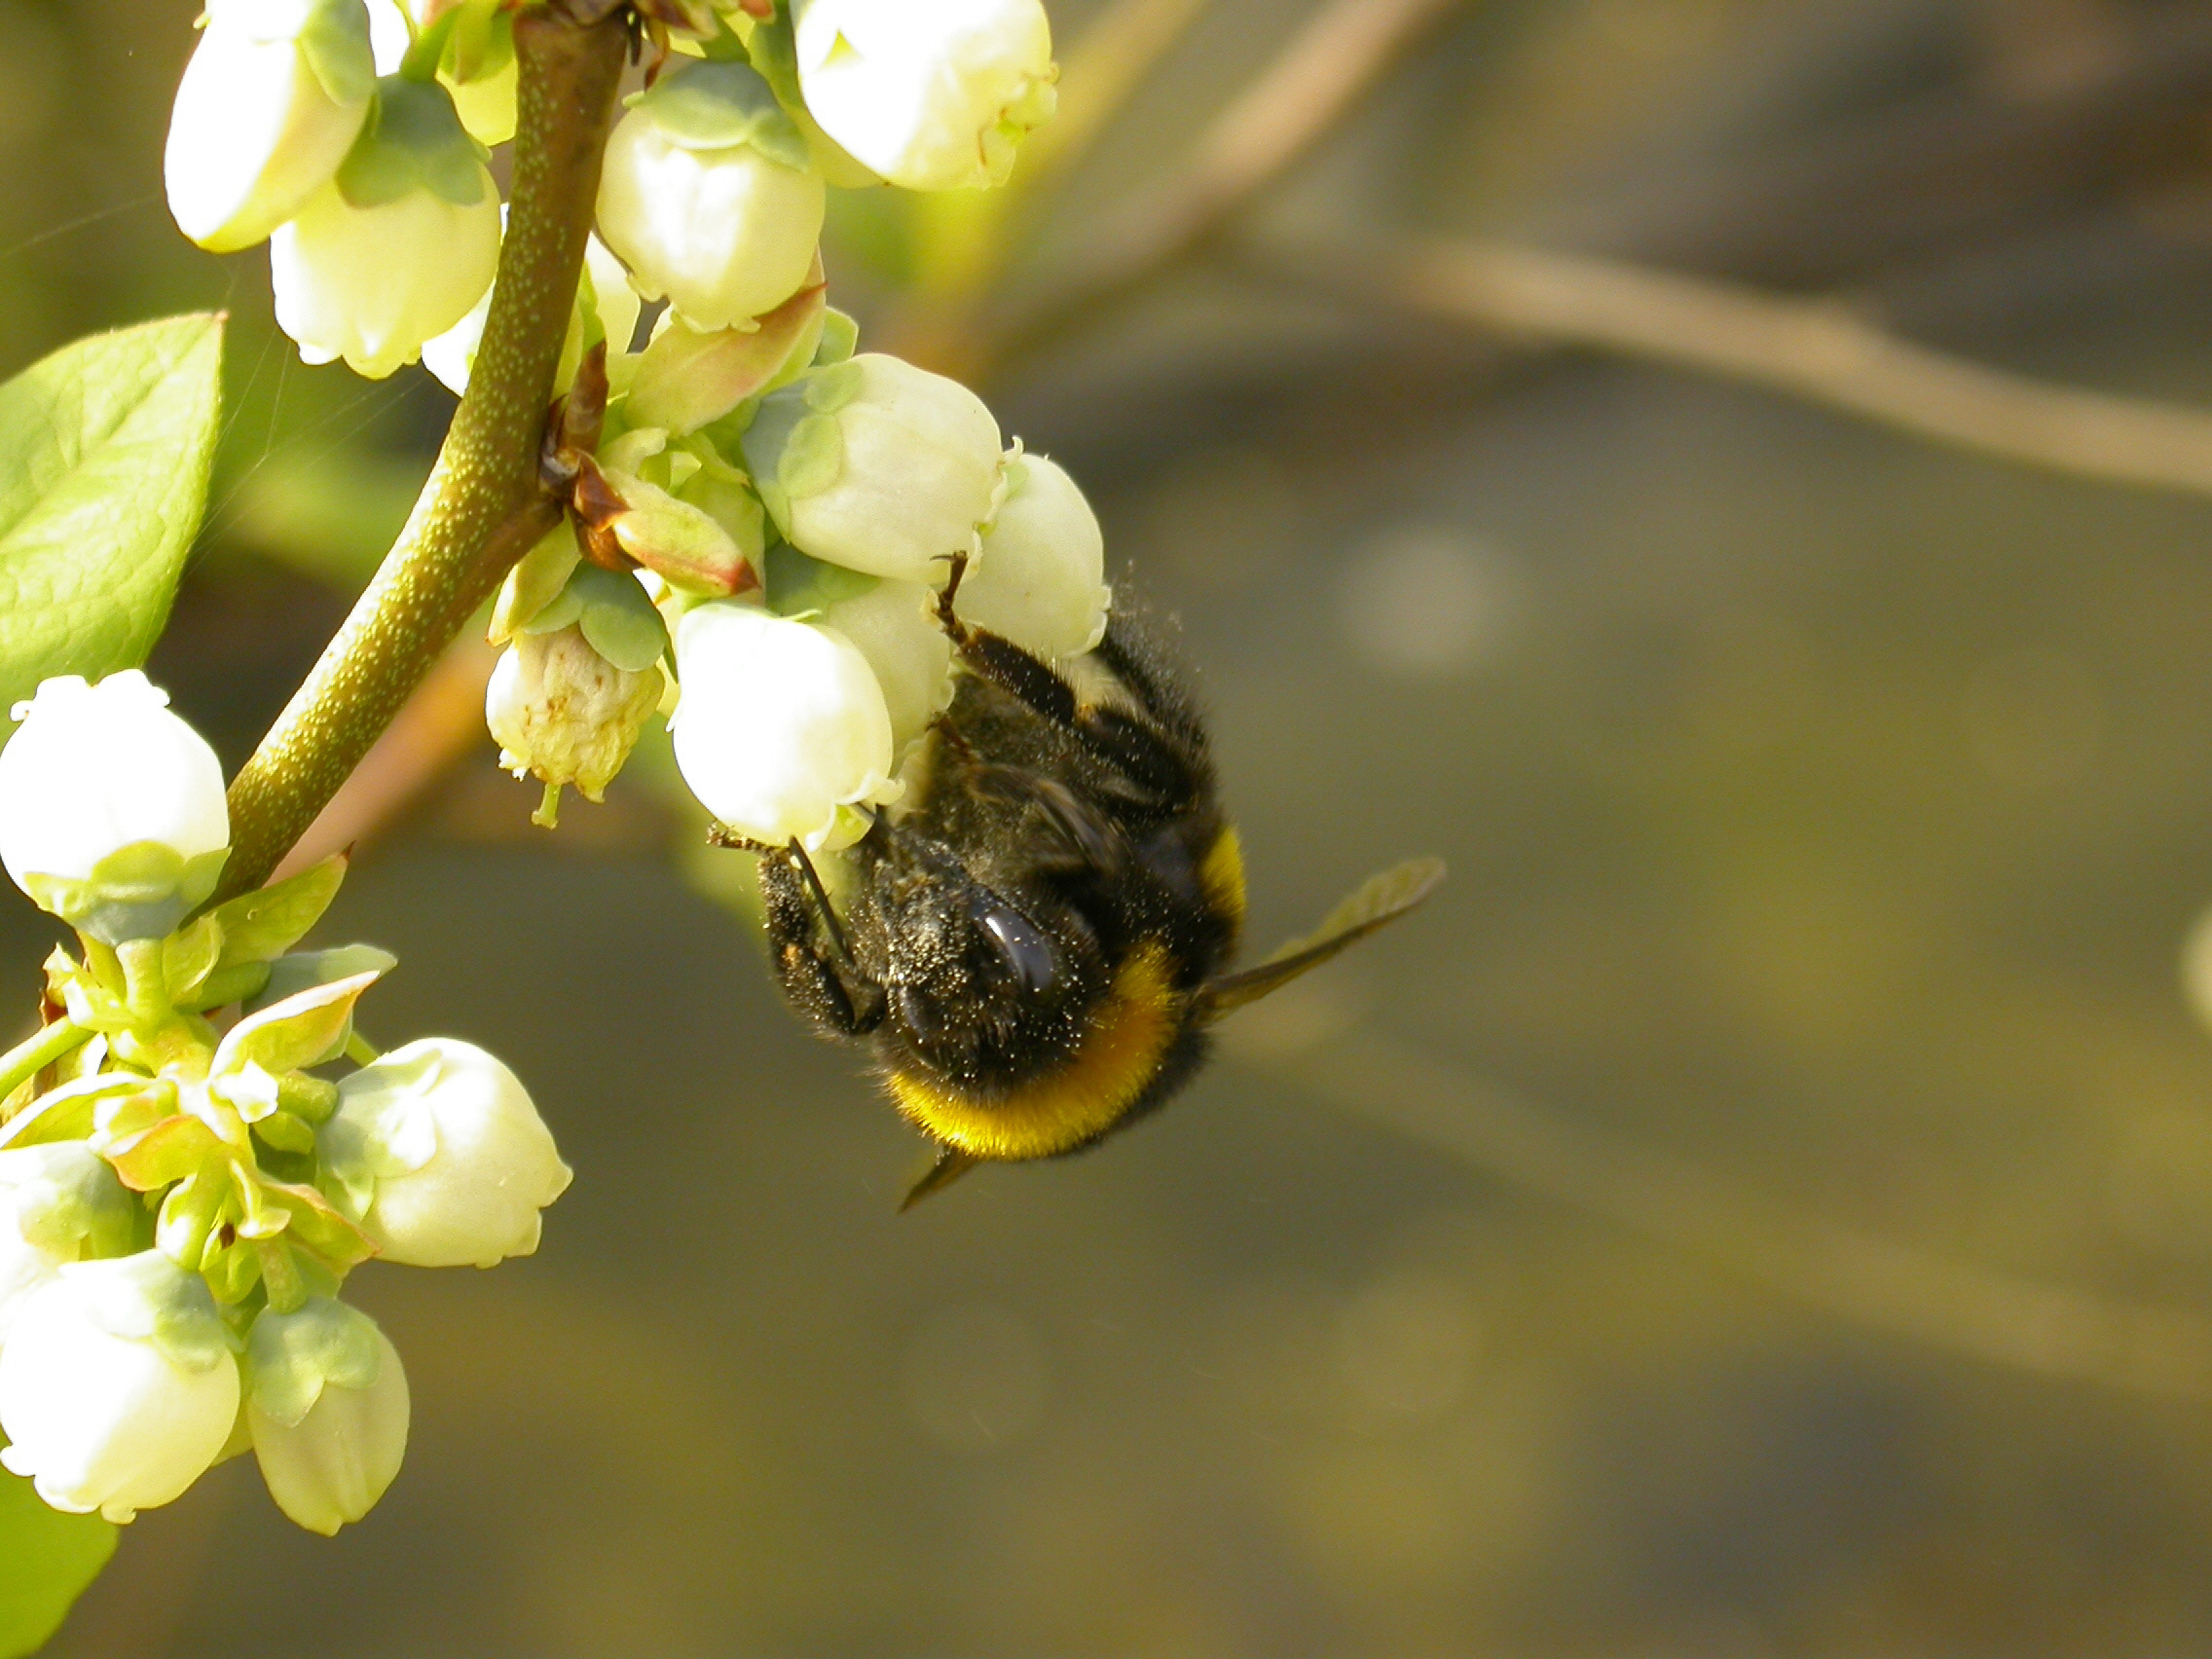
left=933, top=564, right=1192, bottom=799
left=1089, top=617, right=1210, bottom=755
left=759, top=845, right=886, bottom=1038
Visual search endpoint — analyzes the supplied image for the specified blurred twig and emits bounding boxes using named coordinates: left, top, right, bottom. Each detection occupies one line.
left=1258, top=1029, right=2212, bottom=1402
left=1244, top=226, right=2212, bottom=501
left=884, top=0, right=1215, bottom=363
left=1029, top=0, right=1215, bottom=184
left=971, top=0, right=1463, bottom=379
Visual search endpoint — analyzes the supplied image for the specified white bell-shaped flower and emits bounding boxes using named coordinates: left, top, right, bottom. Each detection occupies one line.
left=0, top=672, right=231, bottom=942
left=270, top=76, right=500, bottom=379
left=0, top=1144, right=135, bottom=1341
left=486, top=624, right=663, bottom=805
left=671, top=601, right=900, bottom=850
left=246, top=1297, right=409, bottom=1535
left=595, top=60, right=826, bottom=332
left=793, top=0, right=1057, bottom=191
left=814, top=579, right=955, bottom=756
left=0, top=1252, right=241, bottom=1524
left=741, top=354, right=1005, bottom=584
left=957, top=453, right=1110, bottom=658
left=320, top=1038, right=571, bottom=1269
left=165, top=0, right=378, bottom=253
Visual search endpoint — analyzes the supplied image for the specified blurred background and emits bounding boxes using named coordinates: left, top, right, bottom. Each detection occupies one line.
left=17, top=0, right=2212, bottom=1652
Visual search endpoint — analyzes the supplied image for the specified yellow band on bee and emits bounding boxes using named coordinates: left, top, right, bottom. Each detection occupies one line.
left=1199, top=825, right=1245, bottom=926
left=886, top=942, right=1180, bottom=1161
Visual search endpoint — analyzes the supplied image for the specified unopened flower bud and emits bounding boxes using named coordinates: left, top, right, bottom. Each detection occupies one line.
left=595, top=60, right=826, bottom=332
left=741, top=353, right=1004, bottom=584
left=271, top=76, right=499, bottom=379
left=0, top=1145, right=135, bottom=1341
left=0, top=1252, right=240, bottom=1523
left=0, top=673, right=231, bottom=943
left=957, top=453, right=1109, bottom=658
left=813, top=578, right=955, bottom=756
left=793, top=0, right=1057, bottom=191
left=486, top=624, right=663, bottom=807
left=671, top=601, right=900, bottom=849
left=166, top=0, right=378, bottom=253
left=321, top=1038, right=571, bottom=1269
left=247, top=1297, right=409, bottom=1534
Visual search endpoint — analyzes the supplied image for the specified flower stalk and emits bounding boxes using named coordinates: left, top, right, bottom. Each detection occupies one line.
left=216, top=5, right=631, bottom=900
left=0, top=1021, right=90, bottom=1107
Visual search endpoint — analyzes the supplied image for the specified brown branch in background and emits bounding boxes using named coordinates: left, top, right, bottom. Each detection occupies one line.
left=1246, top=1028, right=2212, bottom=1402
left=976, top=0, right=1463, bottom=378
left=1246, top=226, right=2212, bottom=501
left=1027, top=0, right=1215, bottom=182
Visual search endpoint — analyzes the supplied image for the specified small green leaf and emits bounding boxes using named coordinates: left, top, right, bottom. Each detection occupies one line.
left=104, top=1111, right=223, bottom=1194
left=297, top=0, right=376, bottom=109
left=248, top=945, right=397, bottom=1014
left=0, top=314, right=224, bottom=737
left=812, top=308, right=859, bottom=367
left=213, top=972, right=383, bottom=1083
left=161, top=914, right=225, bottom=1004
left=572, top=565, right=672, bottom=672
left=0, top=1470, right=115, bottom=1657
left=209, top=855, right=350, bottom=970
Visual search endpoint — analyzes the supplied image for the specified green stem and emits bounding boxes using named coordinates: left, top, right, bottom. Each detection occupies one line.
left=0, top=1020, right=91, bottom=1104
left=215, top=7, right=631, bottom=901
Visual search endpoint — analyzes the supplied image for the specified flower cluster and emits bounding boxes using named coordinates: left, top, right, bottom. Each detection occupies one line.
left=487, top=305, right=1113, bottom=842
left=166, top=0, right=1059, bottom=381
left=0, top=674, right=569, bottom=1531
left=164, top=0, right=1106, bottom=838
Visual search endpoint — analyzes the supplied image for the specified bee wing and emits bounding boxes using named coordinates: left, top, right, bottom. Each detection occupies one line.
left=1198, top=856, right=1445, bottom=1019
left=900, top=1145, right=982, bottom=1210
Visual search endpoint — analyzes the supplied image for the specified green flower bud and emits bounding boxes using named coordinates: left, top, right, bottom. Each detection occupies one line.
left=247, top=1297, right=409, bottom=1534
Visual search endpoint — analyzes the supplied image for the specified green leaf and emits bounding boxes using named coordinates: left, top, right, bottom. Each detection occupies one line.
left=209, top=856, right=350, bottom=970
left=0, top=314, right=224, bottom=737
left=0, top=1469, right=115, bottom=1656
left=213, top=971, right=383, bottom=1083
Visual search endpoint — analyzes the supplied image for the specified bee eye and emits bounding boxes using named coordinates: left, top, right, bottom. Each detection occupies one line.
left=980, top=905, right=1056, bottom=992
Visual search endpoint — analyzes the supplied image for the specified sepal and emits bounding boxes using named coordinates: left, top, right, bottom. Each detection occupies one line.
left=246, top=1296, right=383, bottom=1427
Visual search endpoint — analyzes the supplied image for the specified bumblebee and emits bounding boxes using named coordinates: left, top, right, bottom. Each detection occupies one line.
left=735, top=568, right=1443, bottom=1207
